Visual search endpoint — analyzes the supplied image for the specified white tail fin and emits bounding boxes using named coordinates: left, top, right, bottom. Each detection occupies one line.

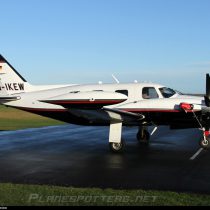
left=0, top=55, right=32, bottom=95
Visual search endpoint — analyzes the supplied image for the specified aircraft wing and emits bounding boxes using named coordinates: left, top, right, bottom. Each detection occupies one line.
left=40, top=91, right=146, bottom=123
left=103, top=107, right=145, bottom=122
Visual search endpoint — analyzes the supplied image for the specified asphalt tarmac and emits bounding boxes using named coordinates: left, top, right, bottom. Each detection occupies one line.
left=0, top=125, right=210, bottom=194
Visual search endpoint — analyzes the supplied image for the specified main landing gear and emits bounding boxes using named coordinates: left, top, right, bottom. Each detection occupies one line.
left=109, top=122, right=124, bottom=153
left=109, top=141, right=125, bottom=153
left=136, top=126, right=150, bottom=146
left=108, top=123, right=151, bottom=153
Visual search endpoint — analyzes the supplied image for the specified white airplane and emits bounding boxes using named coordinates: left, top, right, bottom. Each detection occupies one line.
left=0, top=54, right=210, bottom=153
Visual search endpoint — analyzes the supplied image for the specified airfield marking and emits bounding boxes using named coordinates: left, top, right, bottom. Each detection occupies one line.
left=190, top=148, right=204, bottom=160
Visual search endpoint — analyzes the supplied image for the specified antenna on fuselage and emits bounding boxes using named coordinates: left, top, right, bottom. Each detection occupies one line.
left=111, top=74, right=120, bottom=84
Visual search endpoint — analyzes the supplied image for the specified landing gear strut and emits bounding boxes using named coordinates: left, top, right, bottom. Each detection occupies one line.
left=199, top=113, right=210, bottom=150
left=136, top=126, right=150, bottom=145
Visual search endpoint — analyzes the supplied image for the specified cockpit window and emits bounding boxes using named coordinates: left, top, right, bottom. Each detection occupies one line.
left=159, top=87, right=176, bottom=98
left=142, top=87, right=159, bottom=99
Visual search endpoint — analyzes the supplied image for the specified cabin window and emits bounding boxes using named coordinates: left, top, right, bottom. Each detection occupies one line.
left=142, top=87, right=159, bottom=99
left=115, top=90, right=128, bottom=96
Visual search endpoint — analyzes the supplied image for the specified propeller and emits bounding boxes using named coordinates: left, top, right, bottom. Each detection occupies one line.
left=205, top=74, right=210, bottom=107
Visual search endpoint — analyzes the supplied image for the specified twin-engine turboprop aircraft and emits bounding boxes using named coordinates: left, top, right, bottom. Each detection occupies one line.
left=0, top=54, right=210, bottom=153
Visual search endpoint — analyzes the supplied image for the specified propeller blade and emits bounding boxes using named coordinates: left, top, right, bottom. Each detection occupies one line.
left=205, top=74, right=210, bottom=107
left=206, top=74, right=210, bottom=97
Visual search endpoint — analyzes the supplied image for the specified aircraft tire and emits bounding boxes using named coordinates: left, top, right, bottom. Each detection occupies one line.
left=137, top=130, right=150, bottom=145
left=199, top=137, right=210, bottom=150
left=109, top=141, right=125, bottom=153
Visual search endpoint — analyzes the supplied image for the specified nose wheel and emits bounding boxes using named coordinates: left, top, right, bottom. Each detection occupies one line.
left=199, top=136, right=210, bottom=150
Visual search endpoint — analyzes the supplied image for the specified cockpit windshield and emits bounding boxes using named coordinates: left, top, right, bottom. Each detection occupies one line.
left=159, top=87, right=177, bottom=98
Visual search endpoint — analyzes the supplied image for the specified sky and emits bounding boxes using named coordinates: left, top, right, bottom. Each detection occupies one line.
left=1, top=0, right=210, bottom=93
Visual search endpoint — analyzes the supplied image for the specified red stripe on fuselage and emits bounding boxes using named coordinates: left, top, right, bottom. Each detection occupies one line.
left=121, top=109, right=200, bottom=113
left=47, top=99, right=125, bottom=105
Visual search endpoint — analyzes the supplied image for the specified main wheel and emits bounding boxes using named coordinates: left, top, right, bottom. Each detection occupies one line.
left=199, top=137, right=210, bottom=150
left=137, top=130, right=150, bottom=145
left=109, top=141, right=125, bottom=153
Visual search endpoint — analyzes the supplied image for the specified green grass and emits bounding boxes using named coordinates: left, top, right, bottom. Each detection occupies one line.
left=0, top=105, right=64, bottom=130
left=0, top=183, right=210, bottom=206
left=0, top=105, right=210, bottom=206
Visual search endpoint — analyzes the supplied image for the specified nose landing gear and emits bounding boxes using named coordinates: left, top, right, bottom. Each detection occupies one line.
left=200, top=130, right=210, bottom=150
left=188, top=109, right=210, bottom=150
